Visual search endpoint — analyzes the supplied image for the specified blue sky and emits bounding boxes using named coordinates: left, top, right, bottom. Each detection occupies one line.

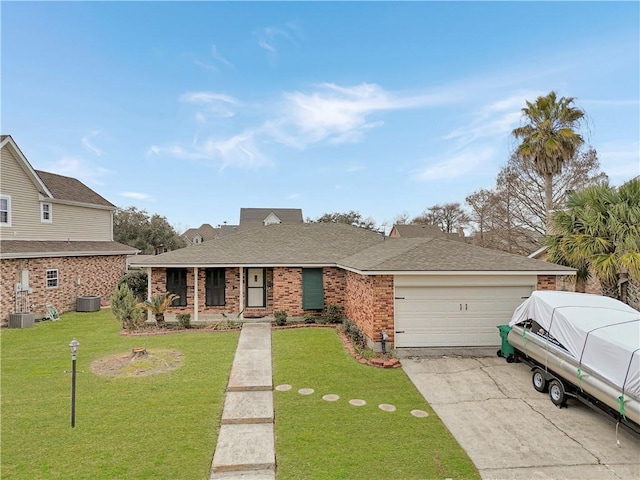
left=3, top=1, right=639, bottom=233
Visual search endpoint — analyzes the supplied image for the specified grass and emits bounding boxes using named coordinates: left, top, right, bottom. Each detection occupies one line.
left=272, top=328, right=480, bottom=480
left=1, top=310, right=239, bottom=480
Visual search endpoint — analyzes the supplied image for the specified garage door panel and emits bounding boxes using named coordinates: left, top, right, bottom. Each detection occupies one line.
left=395, top=284, right=533, bottom=348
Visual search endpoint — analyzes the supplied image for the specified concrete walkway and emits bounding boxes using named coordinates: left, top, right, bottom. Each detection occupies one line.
left=210, top=323, right=276, bottom=480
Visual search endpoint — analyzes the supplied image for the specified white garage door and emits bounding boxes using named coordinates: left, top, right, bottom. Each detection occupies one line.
left=394, top=284, right=534, bottom=347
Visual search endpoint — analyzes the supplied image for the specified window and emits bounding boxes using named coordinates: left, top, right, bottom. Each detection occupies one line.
left=166, top=268, right=187, bottom=306
left=0, top=195, right=11, bottom=226
left=46, top=269, right=59, bottom=288
left=41, top=202, right=52, bottom=223
left=193, top=234, right=202, bottom=244
left=302, top=268, right=324, bottom=310
left=205, top=268, right=225, bottom=306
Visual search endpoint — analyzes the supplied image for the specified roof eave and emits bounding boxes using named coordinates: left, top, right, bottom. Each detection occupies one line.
left=1, top=250, right=138, bottom=259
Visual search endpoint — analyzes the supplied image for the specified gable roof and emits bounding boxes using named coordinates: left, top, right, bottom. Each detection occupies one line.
left=132, top=223, right=575, bottom=275
left=339, top=237, right=575, bottom=273
left=35, top=170, right=114, bottom=207
left=1, top=135, right=114, bottom=209
left=239, top=208, right=303, bottom=229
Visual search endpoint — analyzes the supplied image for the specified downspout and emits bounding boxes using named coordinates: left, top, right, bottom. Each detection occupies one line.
left=239, top=267, right=244, bottom=320
left=193, top=267, right=199, bottom=322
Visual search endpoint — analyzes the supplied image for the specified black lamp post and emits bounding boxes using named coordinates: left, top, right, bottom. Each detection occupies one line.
left=69, top=338, right=79, bottom=428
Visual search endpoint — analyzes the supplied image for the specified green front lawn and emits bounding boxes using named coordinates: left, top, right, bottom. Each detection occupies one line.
left=1, top=310, right=239, bottom=479
left=273, top=328, right=480, bottom=480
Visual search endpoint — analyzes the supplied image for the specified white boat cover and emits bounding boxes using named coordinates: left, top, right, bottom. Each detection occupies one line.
left=509, top=291, right=640, bottom=398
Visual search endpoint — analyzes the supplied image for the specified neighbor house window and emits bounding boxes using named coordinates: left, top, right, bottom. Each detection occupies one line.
left=302, top=268, right=324, bottom=310
left=205, top=268, right=225, bottom=306
left=0, top=195, right=11, bottom=226
left=46, top=269, right=59, bottom=288
left=41, top=202, right=52, bottom=223
left=194, top=234, right=202, bottom=244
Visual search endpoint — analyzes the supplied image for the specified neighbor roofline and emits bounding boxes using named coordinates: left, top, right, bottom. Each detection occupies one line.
left=1, top=250, right=139, bottom=259
left=128, top=262, right=337, bottom=269
left=48, top=197, right=115, bottom=211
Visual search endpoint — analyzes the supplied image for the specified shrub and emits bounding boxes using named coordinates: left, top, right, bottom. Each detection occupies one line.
left=274, top=310, right=287, bottom=326
left=111, top=283, right=145, bottom=330
left=303, top=313, right=317, bottom=324
left=342, top=318, right=367, bottom=349
left=324, top=304, right=344, bottom=324
left=176, top=313, right=191, bottom=329
left=117, top=270, right=148, bottom=301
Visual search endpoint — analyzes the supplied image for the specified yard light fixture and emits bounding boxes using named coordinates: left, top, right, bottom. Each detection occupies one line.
left=69, top=338, right=79, bottom=428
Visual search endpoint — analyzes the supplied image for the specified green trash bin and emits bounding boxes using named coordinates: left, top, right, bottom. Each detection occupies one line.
left=497, top=324, right=515, bottom=362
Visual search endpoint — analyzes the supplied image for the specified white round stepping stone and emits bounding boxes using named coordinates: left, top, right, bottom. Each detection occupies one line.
left=298, top=388, right=314, bottom=395
left=411, top=409, right=429, bottom=418
left=349, top=399, right=366, bottom=407
left=378, top=403, right=396, bottom=412
left=275, top=384, right=292, bottom=391
left=322, top=394, right=340, bottom=402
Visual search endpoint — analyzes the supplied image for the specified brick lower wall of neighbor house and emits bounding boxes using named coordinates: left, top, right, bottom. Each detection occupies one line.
left=536, top=275, right=558, bottom=291
left=344, top=271, right=394, bottom=347
left=0, top=255, right=127, bottom=323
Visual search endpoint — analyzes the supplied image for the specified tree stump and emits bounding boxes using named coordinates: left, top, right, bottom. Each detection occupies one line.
left=130, top=347, right=148, bottom=359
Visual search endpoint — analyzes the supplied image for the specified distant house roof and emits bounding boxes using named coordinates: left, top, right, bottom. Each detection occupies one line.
left=182, top=223, right=220, bottom=243
left=389, top=224, right=447, bottom=238
left=132, top=223, right=575, bottom=275
left=0, top=240, right=138, bottom=259
left=239, top=208, right=303, bottom=229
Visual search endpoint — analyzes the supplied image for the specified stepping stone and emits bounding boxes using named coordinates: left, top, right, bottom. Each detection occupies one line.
left=298, top=388, right=314, bottom=395
left=378, top=403, right=396, bottom=412
left=221, top=391, right=273, bottom=424
left=349, top=399, right=366, bottom=407
left=322, top=394, right=340, bottom=402
left=212, top=423, right=275, bottom=473
left=275, top=384, right=292, bottom=392
left=211, top=469, right=275, bottom=479
left=411, top=409, right=429, bottom=418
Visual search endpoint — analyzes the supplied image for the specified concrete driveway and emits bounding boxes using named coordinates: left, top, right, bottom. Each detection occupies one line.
left=402, top=356, right=640, bottom=480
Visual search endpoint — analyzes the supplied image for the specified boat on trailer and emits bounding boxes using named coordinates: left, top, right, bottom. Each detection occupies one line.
left=506, top=291, right=640, bottom=433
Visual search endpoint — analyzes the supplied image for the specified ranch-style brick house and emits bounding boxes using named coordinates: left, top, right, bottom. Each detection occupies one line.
left=131, top=222, right=575, bottom=351
left=0, top=135, right=138, bottom=324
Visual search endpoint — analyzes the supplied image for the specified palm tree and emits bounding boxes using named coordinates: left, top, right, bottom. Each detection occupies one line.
left=139, top=292, right=180, bottom=328
left=545, top=178, right=640, bottom=299
left=512, top=91, right=585, bottom=233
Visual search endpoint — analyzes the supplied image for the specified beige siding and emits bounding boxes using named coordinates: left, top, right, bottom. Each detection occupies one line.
left=0, top=146, right=112, bottom=241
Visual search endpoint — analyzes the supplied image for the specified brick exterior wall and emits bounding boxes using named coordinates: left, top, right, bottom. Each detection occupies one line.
left=1, top=254, right=127, bottom=323
left=344, top=271, right=395, bottom=346
left=536, top=275, right=558, bottom=291
left=150, top=266, right=348, bottom=318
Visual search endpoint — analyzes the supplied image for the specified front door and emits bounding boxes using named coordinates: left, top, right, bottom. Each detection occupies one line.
left=246, top=268, right=265, bottom=308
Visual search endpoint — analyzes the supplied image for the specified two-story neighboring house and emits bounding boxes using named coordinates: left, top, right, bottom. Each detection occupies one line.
left=0, top=135, right=138, bottom=324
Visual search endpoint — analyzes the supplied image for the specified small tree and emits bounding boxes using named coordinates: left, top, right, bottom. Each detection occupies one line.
left=111, top=283, right=145, bottom=330
left=139, top=293, right=179, bottom=328
left=117, top=270, right=148, bottom=301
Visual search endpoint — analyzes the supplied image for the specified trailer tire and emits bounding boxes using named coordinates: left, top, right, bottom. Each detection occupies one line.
left=532, top=369, right=548, bottom=393
left=549, top=379, right=566, bottom=407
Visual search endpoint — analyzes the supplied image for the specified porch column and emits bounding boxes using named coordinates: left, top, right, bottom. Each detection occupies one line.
left=239, top=267, right=244, bottom=320
left=145, top=267, right=152, bottom=323
left=193, top=267, right=199, bottom=322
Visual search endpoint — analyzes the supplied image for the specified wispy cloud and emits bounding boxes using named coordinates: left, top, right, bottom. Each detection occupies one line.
left=210, top=44, right=233, bottom=68
left=256, top=22, right=303, bottom=63
left=180, top=91, right=238, bottom=121
left=148, top=130, right=270, bottom=169
left=120, top=192, right=152, bottom=201
left=81, top=131, right=103, bottom=156
left=265, top=82, right=453, bottom=148
left=415, top=147, right=495, bottom=181
left=41, top=156, right=112, bottom=185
